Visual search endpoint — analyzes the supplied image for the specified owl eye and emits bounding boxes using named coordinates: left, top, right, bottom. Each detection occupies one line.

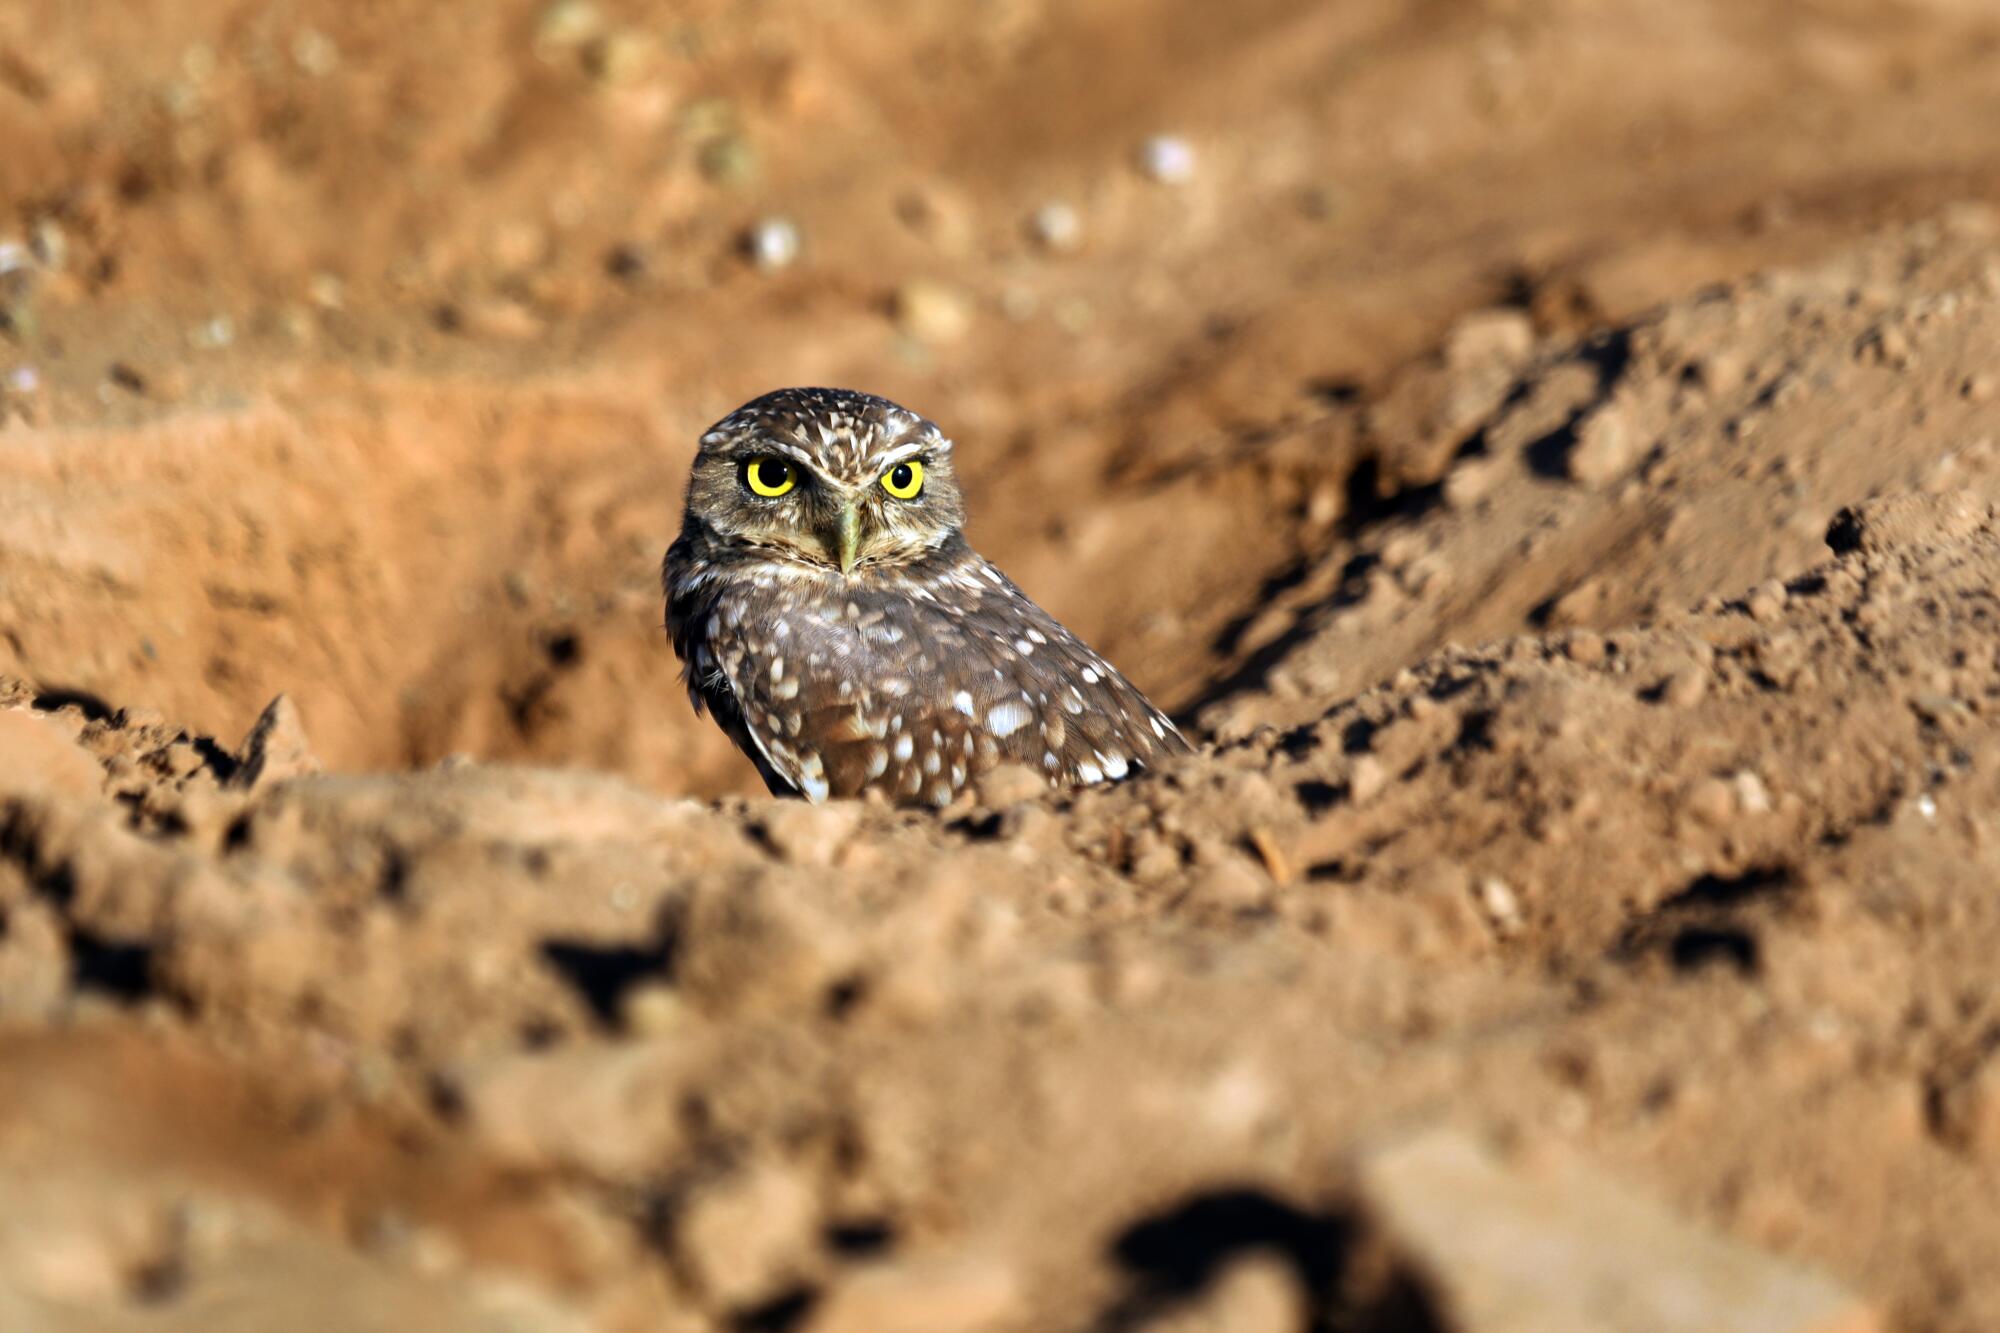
left=880, top=459, right=925, bottom=500
left=743, top=457, right=797, bottom=498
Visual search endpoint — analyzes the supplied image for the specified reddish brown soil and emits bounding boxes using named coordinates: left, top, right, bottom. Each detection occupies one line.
left=5, top=2, right=2000, bottom=1329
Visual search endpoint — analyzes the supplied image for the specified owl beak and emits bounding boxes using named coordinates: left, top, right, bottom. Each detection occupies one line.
left=835, top=502, right=862, bottom=575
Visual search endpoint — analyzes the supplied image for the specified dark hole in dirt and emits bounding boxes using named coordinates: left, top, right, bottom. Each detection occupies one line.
left=190, top=735, right=241, bottom=784
left=1187, top=554, right=1385, bottom=716
left=1523, top=328, right=1636, bottom=479
left=1101, top=1187, right=1444, bottom=1332
left=518, top=1015, right=566, bottom=1049
left=543, top=630, right=582, bottom=668
left=1453, top=708, right=1497, bottom=753
left=376, top=851, right=409, bottom=905
left=604, top=244, right=646, bottom=281
left=1277, top=726, right=1320, bottom=761
left=1340, top=457, right=1446, bottom=534
left=824, top=1218, right=897, bottom=1257
left=732, top=1285, right=818, bottom=1333
left=1825, top=506, right=1866, bottom=554
left=1306, top=859, right=1355, bottom=883
left=26, top=862, right=76, bottom=909
left=1613, top=865, right=1791, bottom=977
left=1306, top=376, right=1363, bottom=406
left=1341, top=717, right=1380, bottom=754
left=426, top=1072, right=468, bottom=1123
left=1211, top=557, right=1314, bottom=658
left=130, top=1250, right=188, bottom=1305
left=1669, top=925, right=1760, bottom=975
left=824, top=974, right=868, bottom=1021
left=222, top=812, right=256, bottom=851
left=540, top=933, right=676, bottom=1028
left=31, top=686, right=114, bottom=720
left=71, top=928, right=154, bottom=1001
left=1295, top=779, right=1345, bottom=815
left=1657, top=865, right=1792, bottom=911
left=950, top=809, right=1011, bottom=841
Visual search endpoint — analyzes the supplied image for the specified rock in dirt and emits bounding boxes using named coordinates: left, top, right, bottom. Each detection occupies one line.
left=758, top=800, right=862, bottom=866
left=673, top=1158, right=820, bottom=1309
left=0, top=708, right=102, bottom=799
left=231, top=694, right=320, bottom=791
left=1824, top=492, right=1991, bottom=557
left=1356, top=1131, right=1877, bottom=1333
left=804, top=1251, right=1021, bottom=1333
left=974, top=761, right=1046, bottom=808
left=1567, top=402, right=1641, bottom=488
left=451, top=1039, right=700, bottom=1177
left=1129, top=1253, right=1307, bottom=1333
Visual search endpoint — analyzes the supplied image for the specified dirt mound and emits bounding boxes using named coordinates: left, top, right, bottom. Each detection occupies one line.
left=9, top=390, right=2000, bottom=1329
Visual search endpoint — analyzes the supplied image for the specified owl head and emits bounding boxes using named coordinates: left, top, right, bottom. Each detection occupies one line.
left=681, top=388, right=967, bottom=574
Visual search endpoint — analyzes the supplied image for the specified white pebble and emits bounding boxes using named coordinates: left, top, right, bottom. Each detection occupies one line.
left=745, top=217, right=802, bottom=271
left=1026, top=201, right=1082, bottom=252
left=1136, top=135, right=1195, bottom=185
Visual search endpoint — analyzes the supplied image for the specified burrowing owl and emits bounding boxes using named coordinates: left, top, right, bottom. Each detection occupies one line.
left=664, top=387, right=1188, bottom=806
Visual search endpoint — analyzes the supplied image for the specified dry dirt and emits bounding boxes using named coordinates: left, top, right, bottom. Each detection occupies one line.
left=4, top=1, right=2000, bottom=1330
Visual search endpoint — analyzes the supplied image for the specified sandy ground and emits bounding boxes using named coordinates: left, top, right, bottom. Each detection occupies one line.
left=5, top=1, right=2000, bottom=1329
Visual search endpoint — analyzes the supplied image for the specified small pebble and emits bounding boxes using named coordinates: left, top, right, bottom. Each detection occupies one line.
left=291, top=28, right=339, bottom=76
left=1568, top=403, right=1639, bottom=488
left=307, top=272, right=345, bottom=309
left=1477, top=876, right=1523, bottom=936
left=1348, top=755, right=1387, bottom=805
left=1661, top=665, right=1708, bottom=708
left=1686, top=777, right=1737, bottom=825
left=1025, top=201, right=1082, bottom=253
left=1136, top=135, right=1196, bottom=185
left=534, top=0, right=604, bottom=56
left=699, top=135, right=758, bottom=186
left=975, top=762, right=1046, bottom=809
left=192, top=315, right=235, bottom=349
left=1733, top=771, right=1772, bottom=815
left=743, top=217, right=801, bottom=271
left=892, top=278, right=972, bottom=344
left=1564, top=631, right=1606, bottom=666
left=1444, top=457, right=1500, bottom=509
left=1745, top=580, right=1786, bottom=623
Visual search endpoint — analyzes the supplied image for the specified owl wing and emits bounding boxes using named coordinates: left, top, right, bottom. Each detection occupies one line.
left=754, top=559, right=1188, bottom=805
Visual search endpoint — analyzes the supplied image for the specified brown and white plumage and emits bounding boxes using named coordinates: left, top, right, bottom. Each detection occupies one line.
left=664, top=387, right=1188, bottom=806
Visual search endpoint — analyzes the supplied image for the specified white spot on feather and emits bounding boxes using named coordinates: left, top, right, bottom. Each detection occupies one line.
left=1077, top=761, right=1104, bottom=784
left=894, top=735, right=914, bottom=762
left=953, top=691, right=975, bottom=716
left=986, top=700, right=1033, bottom=737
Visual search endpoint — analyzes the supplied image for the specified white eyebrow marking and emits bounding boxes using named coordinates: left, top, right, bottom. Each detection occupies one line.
left=755, top=439, right=819, bottom=467
left=869, top=440, right=933, bottom=474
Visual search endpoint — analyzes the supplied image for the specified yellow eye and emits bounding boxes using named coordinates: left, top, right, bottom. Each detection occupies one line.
left=880, top=459, right=925, bottom=500
left=743, top=457, right=797, bottom=498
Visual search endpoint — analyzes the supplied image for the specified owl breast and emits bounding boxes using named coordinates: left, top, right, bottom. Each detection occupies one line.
left=670, top=542, right=1186, bottom=806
